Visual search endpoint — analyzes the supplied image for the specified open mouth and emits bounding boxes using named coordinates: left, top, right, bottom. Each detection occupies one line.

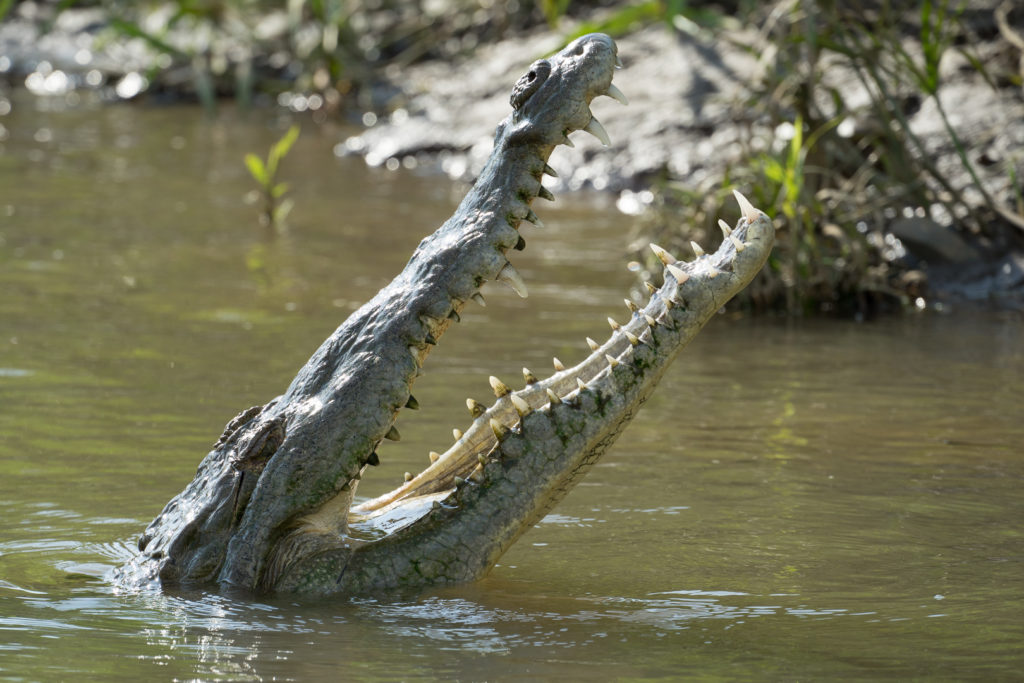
left=346, top=189, right=765, bottom=539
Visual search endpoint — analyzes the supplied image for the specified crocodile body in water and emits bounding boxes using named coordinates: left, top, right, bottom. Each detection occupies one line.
left=116, top=33, right=774, bottom=596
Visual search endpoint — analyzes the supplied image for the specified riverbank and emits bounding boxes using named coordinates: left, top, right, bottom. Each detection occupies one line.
left=3, top=1, right=1023, bottom=313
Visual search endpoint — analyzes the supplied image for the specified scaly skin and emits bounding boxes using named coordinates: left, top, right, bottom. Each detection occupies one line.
left=115, top=33, right=774, bottom=596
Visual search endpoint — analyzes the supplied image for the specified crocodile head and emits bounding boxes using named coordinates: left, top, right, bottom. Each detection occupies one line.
left=118, top=33, right=774, bottom=596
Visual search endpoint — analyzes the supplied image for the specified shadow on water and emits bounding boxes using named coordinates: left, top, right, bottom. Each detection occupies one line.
left=1, top=92, right=1022, bottom=679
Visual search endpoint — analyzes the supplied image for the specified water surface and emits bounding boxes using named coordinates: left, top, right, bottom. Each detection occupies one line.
left=1, top=93, right=1022, bottom=680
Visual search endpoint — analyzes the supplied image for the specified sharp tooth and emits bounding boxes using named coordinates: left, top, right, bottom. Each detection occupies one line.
left=453, top=428, right=463, bottom=440
left=467, top=398, right=486, bottom=418
left=478, top=453, right=488, bottom=465
left=587, top=337, right=599, bottom=351
left=490, top=418, right=509, bottom=440
left=470, top=463, right=484, bottom=483
left=625, top=331, right=639, bottom=346
left=408, top=345, right=420, bottom=361
left=429, top=451, right=440, bottom=463
left=667, top=264, right=689, bottom=283
left=583, top=117, right=611, bottom=146
left=523, top=367, right=538, bottom=384
left=576, top=377, right=587, bottom=390
left=608, top=317, right=620, bottom=331
left=424, top=331, right=437, bottom=345
left=553, top=357, right=565, bottom=372
left=718, top=219, right=733, bottom=237
left=538, top=186, right=556, bottom=201
left=606, top=83, right=629, bottom=105
left=511, top=394, right=530, bottom=416
left=733, top=189, right=759, bottom=223
left=454, top=475, right=466, bottom=486
left=405, top=394, right=419, bottom=410
left=615, top=56, right=624, bottom=69
left=497, top=263, right=528, bottom=298
left=729, top=234, right=745, bottom=252
left=649, top=243, right=676, bottom=266
left=489, top=375, right=511, bottom=397
left=690, top=240, right=705, bottom=257
left=514, top=235, right=526, bottom=251
left=644, top=281, right=657, bottom=295
left=526, top=209, right=545, bottom=228
left=367, top=451, right=380, bottom=466
left=546, top=388, right=562, bottom=405
left=606, top=354, right=619, bottom=368
left=563, top=134, right=575, bottom=148
left=385, top=425, right=401, bottom=441
left=472, top=292, right=486, bottom=307
left=404, top=471, right=413, bottom=482
left=543, top=163, right=558, bottom=178
left=625, top=299, right=639, bottom=313
left=448, top=309, right=461, bottom=323
left=644, top=313, right=658, bottom=327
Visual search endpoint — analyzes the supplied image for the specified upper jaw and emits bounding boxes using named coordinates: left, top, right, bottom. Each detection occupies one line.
left=238, top=34, right=630, bottom=587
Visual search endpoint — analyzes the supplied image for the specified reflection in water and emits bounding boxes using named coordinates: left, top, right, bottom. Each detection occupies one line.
left=0, top=91, right=1022, bottom=679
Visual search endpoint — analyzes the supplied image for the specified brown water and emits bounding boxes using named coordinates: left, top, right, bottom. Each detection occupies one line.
left=1, top=92, right=1022, bottom=681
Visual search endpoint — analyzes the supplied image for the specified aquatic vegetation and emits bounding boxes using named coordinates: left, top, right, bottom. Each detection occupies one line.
left=636, top=0, right=1024, bottom=315
left=245, top=124, right=299, bottom=230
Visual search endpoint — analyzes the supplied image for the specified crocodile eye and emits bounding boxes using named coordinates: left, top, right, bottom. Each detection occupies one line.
left=510, top=60, right=551, bottom=110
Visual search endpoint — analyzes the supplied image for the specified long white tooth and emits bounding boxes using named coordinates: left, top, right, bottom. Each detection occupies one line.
left=563, top=134, right=575, bottom=148
left=523, top=367, right=538, bottom=384
left=453, top=428, right=463, bottom=440
left=553, top=357, right=565, bottom=372
left=644, top=313, right=658, bottom=327
left=526, top=209, right=545, bottom=228
left=577, top=377, right=587, bottom=390
left=429, top=451, right=440, bottom=463
left=667, top=264, right=689, bottom=284
left=490, top=418, right=509, bottom=439
left=543, top=163, right=559, bottom=178
left=497, top=263, right=528, bottom=298
left=587, top=337, right=599, bottom=351
left=472, top=292, right=486, bottom=307
left=729, top=234, right=745, bottom=252
left=584, top=118, right=611, bottom=146
left=650, top=243, right=676, bottom=266
left=624, top=298, right=639, bottom=313
left=489, top=375, right=511, bottom=397
left=467, top=398, right=485, bottom=418
left=510, top=394, right=530, bottom=416
left=606, top=354, right=619, bottom=368
left=690, top=240, right=705, bottom=257
left=625, top=331, right=640, bottom=346
left=606, top=83, right=629, bottom=106
left=404, top=471, right=413, bottom=482
left=644, top=281, right=657, bottom=295
left=733, top=189, right=759, bottom=223
left=718, top=219, right=733, bottom=237
left=608, top=317, right=621, bottom=332
left=546, top=388, right=562, bottom=405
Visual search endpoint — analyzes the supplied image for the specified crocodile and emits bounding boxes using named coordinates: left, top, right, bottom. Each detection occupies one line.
left=116, top=33, right=774, bottom=596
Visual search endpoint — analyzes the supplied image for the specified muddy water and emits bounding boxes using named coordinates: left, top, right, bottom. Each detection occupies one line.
left=1, top=94, right=1022, bottom=680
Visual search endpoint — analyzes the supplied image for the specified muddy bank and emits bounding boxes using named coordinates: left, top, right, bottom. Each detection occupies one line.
left=3, top=2, right=1023, bottom=308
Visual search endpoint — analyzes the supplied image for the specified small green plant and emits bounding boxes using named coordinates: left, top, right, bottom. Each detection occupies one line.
left=245, top=125, right=300, bottom=231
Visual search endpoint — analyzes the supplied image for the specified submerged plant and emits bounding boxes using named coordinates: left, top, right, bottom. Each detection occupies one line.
left=245, top=125, right=299, bottom=231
